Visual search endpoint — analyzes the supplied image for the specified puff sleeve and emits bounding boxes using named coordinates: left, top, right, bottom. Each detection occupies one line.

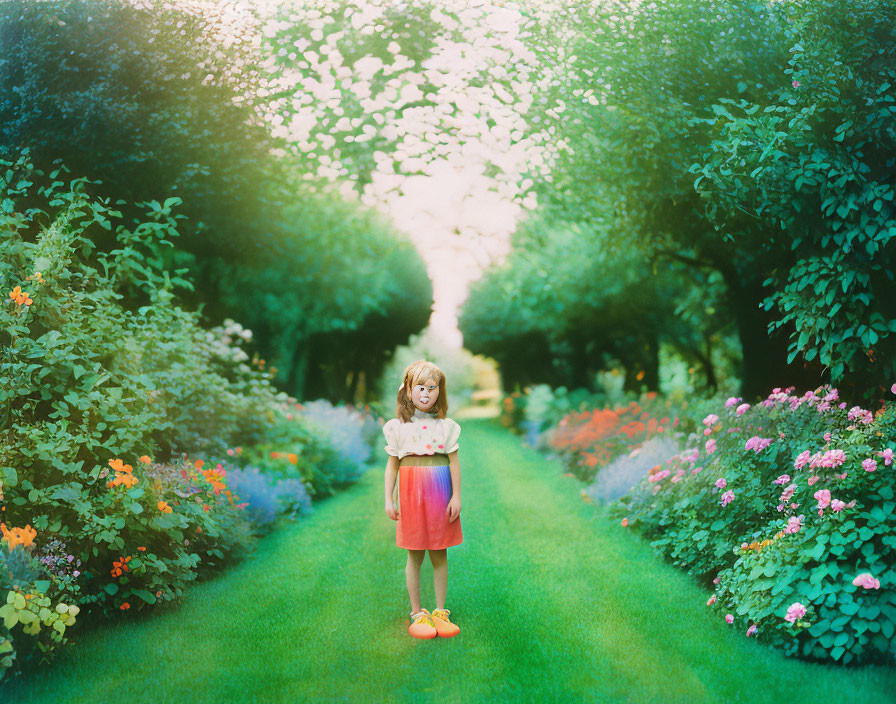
left=383, top=419, right=401, bottom=457
left=443, top=418, right=461, bottom=454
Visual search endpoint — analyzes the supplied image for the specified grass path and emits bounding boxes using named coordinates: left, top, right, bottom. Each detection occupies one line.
left=3, top=419, right=894, bottom=703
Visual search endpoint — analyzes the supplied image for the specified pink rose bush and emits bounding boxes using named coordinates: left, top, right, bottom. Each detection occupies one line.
left=610, top=383, right=895, bottom=665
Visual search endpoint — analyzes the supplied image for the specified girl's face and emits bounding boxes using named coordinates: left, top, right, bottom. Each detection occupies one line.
left=409, top=376, right=439, bottom=412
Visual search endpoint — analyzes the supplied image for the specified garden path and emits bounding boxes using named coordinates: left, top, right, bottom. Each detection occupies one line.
left=3, top=419, right=894, bottom=702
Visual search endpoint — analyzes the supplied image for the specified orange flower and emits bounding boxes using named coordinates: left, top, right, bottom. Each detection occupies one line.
left=194, top=459, right=204, bottom=469
left=0, top=522, right=37, bottom=549
left=8, top=285, right=33, bottom=306
left=196, top=526, right=203, bottom=533
left=621, top=518, right=629, bottom=527
left=120, top=602, right=130, bottom=610
left=137, top=546, right=146, bottom=551
left=138, top=455, right=152, bottom=464
left=157, top=501, right=173, bottom=513
left=287, top=453, right=298, bottom=465
left=109, top=458, right=133, bottom=474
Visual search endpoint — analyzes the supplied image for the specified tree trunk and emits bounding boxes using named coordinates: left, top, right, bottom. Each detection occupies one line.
left=725, top=277, right=826, bottom=401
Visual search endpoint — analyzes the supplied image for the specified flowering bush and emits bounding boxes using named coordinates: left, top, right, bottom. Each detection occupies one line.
left=542, top=391, right=681, bottom=482
left=611, top=385, right=896, bottom=664
left=223, top=464, right=313, bottom=531
left=298, top=399, right=374, bottom=466
left=0, top=152, right=380, bottom=682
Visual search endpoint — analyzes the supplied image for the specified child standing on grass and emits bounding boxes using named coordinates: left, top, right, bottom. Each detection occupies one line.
left=383, top=360, right=463, bottom=639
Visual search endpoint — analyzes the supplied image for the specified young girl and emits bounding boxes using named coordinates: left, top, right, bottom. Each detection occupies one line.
left=383, top=359, right=463, bottom=639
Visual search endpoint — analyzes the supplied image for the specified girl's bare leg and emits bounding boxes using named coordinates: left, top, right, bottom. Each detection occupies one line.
left=406, top=549, right=426, bottom=614
left=430, top=548, right=447, bottom=610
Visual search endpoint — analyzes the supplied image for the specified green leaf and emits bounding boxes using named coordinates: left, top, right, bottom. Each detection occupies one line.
left=104, top=583, right=119, bottom=596
left=130, top=589, right=157, bottom=605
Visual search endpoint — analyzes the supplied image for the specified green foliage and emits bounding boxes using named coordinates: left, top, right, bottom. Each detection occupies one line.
left=460, top=217, right=697, bottom=393
left=523, top=0, right=896, bottom=403
left=610, top=384, right=896, bottom=664
left=0, top=2, right=434, bottom=403
left=691, top=0, right=896, bottom=391
left=0, top=150, right=377, bottom=680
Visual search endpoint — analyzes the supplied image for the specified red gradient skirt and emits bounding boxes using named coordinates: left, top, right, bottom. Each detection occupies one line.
left=396, top=453, right=463, bottom=550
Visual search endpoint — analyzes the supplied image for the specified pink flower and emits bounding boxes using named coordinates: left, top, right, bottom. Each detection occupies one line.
left=831, top=499, right=845, bottom=512
left=706, top=438, right=717, bottom=454
left=792, top=80, right=800, bottom=88
left=780, top=484, right=796, bottom=501
left=784, top=515, right=802, bottom=534
left=848, top=406, right=874, bottom=424
left=725, top=397, right=742, bottom=408
left=862, top=458, right=877, bottom=472
left=703, top=427, right=712, bottom=436
left=881, top=448, right=894, bottom=466
left=670, top=469, right=686, bottom=484
left=713, top=576, right=720, bottom=584
left=794, top=450, right=812, bottom=469
left=745, top=436, right=772, bottom=452
left=823, top=432, right=832, bottom=442
left=648, top=469, right=671, bottom=483
left=852, top=573, right=881, bottom=589
left=703, top=413, right=719, bottom=427
left=721, top=489, right=735, bottom=506
left=776, top=503, right=785, bottom=512
left=785, top=602, right=806, bottom=623
left=814, top=489, right=831, bottom=509
left=715, top=477, right=727, bottom=489
left=839, top=402, right=847, bottom=409
left=746, top=624, right=758, bottom=637
left=736, top=403, right=751, bottom=416
left=807, top=475, right=819, bottom=486
left=891, top=383, right=896, bottom=394
left=774, top=474, right=791, bottom=485
left=692, top=466, right=703, bottom=474
left=725, top=614, right=734, bottom=624
left=707, top=595, right=717, bottom=606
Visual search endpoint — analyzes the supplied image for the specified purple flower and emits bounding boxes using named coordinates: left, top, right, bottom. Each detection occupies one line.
left=715, top=477, right=727, bottom=489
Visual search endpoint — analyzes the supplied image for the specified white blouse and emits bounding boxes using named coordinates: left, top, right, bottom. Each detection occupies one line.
left=383, top=409, right=461, bottom=459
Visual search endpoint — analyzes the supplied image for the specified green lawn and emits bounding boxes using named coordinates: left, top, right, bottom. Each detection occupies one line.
left=3, top=418, right=894, bottom=703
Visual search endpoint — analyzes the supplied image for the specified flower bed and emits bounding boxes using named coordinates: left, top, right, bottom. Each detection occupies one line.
left=609, top=385, right=895, bottom=665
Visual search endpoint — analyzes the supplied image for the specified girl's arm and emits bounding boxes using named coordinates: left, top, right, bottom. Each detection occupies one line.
left=384, top=454, right=399, bottom=505
left=447, top=451, right=461, bottom=501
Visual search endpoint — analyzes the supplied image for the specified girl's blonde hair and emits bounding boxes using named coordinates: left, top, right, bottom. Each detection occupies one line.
left=396, top=360, right=448, bottom=422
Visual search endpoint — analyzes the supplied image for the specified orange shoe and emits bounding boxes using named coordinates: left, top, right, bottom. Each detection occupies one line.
left=408, top=609, right=437, bottom=639
left=430, top=608, right=460, bottom=638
